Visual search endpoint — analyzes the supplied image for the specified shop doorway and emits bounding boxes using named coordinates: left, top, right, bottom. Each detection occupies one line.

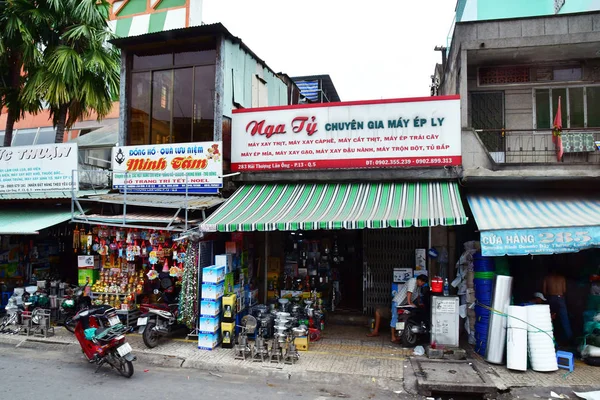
left=363, top=228, right=429, bottom=315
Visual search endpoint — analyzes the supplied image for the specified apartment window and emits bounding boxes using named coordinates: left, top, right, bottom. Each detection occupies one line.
left=534, top=86, right=600, bottom=129
left=479, top=66, right=530, bottom=85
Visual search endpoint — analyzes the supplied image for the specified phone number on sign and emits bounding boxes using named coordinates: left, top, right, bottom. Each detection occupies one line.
left=365, top=157, right=455, bottom=166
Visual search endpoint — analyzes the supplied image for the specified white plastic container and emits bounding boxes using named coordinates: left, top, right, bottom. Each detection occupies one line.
left=506, top=306, right=528, bottom=371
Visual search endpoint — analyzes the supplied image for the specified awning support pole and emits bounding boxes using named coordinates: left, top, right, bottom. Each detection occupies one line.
left=166, top=208, right=182, bottom=229
left=185, top=173, right=189, bottom=232
left=71, top=169, right=76, bottom=222
left=428, top=226, right=432, bottom=280
left=123, top=172, right=128, bottom=226
left=69, top=219, right=185, bottom=232
left=264, top=231, right=269, bottom=304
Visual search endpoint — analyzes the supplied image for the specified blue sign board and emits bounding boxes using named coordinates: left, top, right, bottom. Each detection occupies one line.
left=481, top=227, right=600, bottom=256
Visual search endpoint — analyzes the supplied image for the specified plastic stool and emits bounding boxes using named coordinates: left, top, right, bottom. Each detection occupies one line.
left=556, top=351, right=574, bottom=372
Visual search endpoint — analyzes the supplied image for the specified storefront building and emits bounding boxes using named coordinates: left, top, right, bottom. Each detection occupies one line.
left=435, top=8, right=600, bottom=361
left=200, top=95, right=468, bottom=316
left=0, top=142, right=109, bottom=307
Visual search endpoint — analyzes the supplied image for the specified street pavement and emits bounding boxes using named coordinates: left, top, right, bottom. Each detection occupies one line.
left=0, top=346, right=416, bottom=400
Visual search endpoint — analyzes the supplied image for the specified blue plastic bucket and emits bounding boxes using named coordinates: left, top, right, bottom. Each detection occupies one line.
left=475, top=305, right=491, bottom=316
left=473, top=255, right=495, bottom=272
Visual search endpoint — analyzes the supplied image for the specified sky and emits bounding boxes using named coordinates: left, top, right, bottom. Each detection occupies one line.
left=202, top=0, right=457, bottom=102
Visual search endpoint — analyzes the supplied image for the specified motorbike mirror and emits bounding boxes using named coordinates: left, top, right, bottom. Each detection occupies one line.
left=153, top=289, right=160, bottom=295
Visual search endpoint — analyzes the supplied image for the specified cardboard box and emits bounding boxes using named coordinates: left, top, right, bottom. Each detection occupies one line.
left=222, top=294, right=237, bottom=320
left=225, top=241, right=237, bottom=254
left=280, top=290, right=303, bottom=299
left=267, top=257, right=280, bottom=273
left=236, top=294, right=245, bottom=313
left=245, top=289, right=259, bottom=306
left=221, top=322, right=235, bottom=348
left=294, top=336, right=309, bottom=351
left=198, top=330, right=220, bottom=350
left=202, top=265, right=225, bottom=284
left=200, top=299, right=222, bottom=317
left=415, top=249, right=426, bottom=270
left=215, top=254, right=233, bottom=273
left=78, top=255, right=99, bottom=269
left=223, top=272, right=234, bottom=295
left=199, top=316, right=220, bottom=333
left=393, top=268, right=413, bottom=283
left=201, top=282, right=224, bottom=300
left=77, top=269, right=98, bottom=286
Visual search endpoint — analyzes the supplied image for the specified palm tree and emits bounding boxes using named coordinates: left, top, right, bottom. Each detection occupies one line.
left=0, top=0, right=45, bottom=147
left=21, top=0, right=120, bottom=143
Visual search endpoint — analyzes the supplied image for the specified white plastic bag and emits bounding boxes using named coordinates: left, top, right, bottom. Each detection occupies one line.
left=413, top=346, right=425, bottom=356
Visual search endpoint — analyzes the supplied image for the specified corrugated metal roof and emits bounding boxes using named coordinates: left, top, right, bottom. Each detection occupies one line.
left=0, top=208, right=75, bottom=234
left=0, top=190, right=110, bottom=200
left=87, top=193, right=224, bottom=210
left=83, top=212, right=200, bottom=224
left=68, top=122, right=119, bottom=148
left=109, top=23, right=281, bottom=83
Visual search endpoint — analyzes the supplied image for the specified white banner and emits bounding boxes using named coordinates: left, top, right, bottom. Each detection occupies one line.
left=112, top=142, right=223, bottom=194
left=231, top=96, right=461, bottom=171
left=0, top=143, right=78, bottom=194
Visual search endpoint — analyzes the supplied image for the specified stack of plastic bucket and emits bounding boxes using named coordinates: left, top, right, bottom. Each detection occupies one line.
left=473, top=253, right=495, bottom=356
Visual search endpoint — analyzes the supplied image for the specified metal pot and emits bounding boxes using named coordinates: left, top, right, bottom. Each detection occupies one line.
left=275, top=326, right=287, bottom=334
left=292, top=327, right=307, bottom=337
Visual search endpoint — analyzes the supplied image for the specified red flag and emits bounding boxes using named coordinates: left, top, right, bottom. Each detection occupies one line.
left=553, top=96, right=564, bottom=162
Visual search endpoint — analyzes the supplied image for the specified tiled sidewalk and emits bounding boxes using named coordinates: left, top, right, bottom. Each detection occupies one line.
left=471, top=351, right=600, bottom=389
left=0, top=323, right=409, bottom=384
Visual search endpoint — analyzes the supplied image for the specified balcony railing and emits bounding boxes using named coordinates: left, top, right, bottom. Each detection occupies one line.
left=475, top=129, right=600, bottom=165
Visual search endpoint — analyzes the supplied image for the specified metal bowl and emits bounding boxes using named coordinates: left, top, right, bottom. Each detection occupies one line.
left=292, top=327, right=307, bottom=337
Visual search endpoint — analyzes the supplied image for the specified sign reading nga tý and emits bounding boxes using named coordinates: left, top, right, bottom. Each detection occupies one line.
left=231, top=96, right=461, bottom=171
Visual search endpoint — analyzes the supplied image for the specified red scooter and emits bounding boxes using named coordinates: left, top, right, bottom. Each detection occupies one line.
left=72, top=305, right=136, bottom=377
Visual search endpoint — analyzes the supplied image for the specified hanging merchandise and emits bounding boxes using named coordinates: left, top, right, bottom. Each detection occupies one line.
left=179, top=241, right=200, bottom=329
left=73, top=225, right=80, bottom=251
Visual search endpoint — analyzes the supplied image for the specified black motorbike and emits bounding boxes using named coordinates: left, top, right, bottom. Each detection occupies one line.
left=60, top=283, right=92, bottom=333
left=137, top=274, right=183, bottom=348
left=395, top=285, right=431, bottom=346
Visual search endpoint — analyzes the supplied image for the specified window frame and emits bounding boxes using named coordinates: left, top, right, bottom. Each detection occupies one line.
left=532, top=84, right=600, bottom=131
left=128, top=51, right=217, bottom=145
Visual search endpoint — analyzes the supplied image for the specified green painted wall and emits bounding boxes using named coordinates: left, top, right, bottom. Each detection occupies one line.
left=149, top=11, right=168, bottom=33
left=156, top=0, right=187, bottom=11
left=115, top=17, right=133, bottom=37
left=456, top=0, right=600, bottom=22
left=477, top=0, right=553, bottom=20
left=118, top=0, right=147, bottom=17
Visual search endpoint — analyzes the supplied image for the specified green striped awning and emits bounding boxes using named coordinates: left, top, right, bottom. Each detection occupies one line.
left=200, top=182, right=467, bottom=232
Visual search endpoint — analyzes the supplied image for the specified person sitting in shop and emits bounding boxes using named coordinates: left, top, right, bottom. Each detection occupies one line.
left=520, top=292, right=547, bottom=306
left=367, top=274, right=428, bottom=343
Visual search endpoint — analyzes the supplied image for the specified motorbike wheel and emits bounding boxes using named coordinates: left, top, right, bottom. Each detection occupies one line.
left=117, top=359, right=134, bottom=378
left=400, top=322, right=418, bottom=347
left=142, top=321, right=160, bottom=348
left=108, top=353, right=134, bottom=378
left=64, top=316, right=76, bottom=333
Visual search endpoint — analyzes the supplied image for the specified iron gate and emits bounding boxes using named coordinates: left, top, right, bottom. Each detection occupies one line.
left=362, top=228, right=428, bottom=315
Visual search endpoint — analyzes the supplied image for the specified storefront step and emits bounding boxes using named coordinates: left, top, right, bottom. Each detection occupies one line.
left=326, top=311, right=370, bottom=327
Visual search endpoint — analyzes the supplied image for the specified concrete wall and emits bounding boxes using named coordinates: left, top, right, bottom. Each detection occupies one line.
left=439, top=12, right=600, bottom=178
